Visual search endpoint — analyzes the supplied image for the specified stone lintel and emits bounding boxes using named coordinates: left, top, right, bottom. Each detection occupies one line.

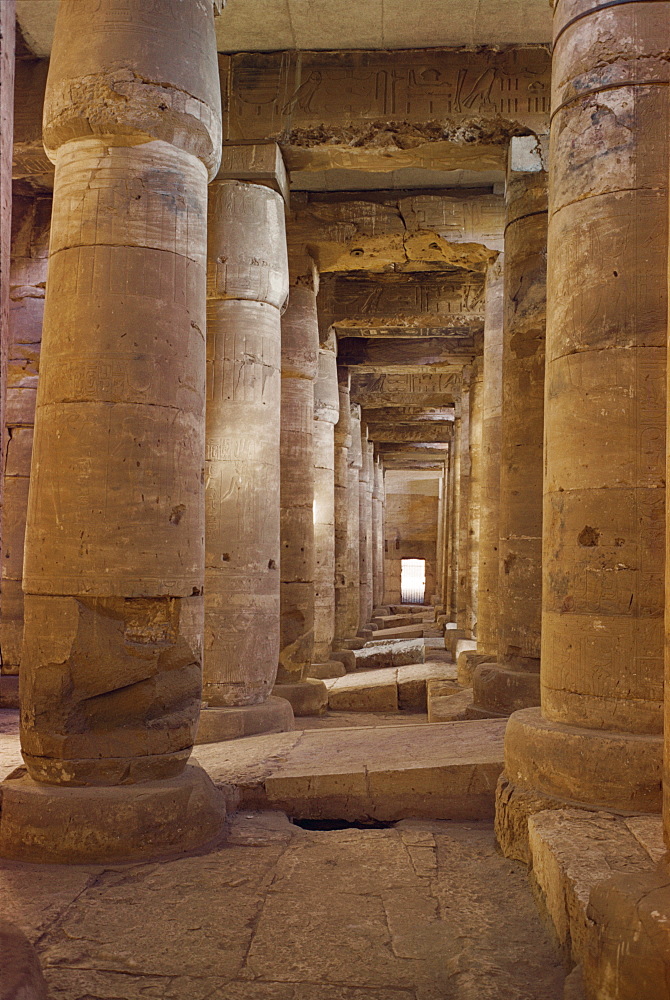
left=337, top=336, right=482, bottom=369
left=217, top=142, right=290, bottom=203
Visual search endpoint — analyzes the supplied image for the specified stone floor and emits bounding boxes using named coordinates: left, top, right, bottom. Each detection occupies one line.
left=1, top=811, right=567, bottom=1000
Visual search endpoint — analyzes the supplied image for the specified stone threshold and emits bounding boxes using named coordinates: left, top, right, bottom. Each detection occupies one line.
left=194, top=719, right=505, bottom=824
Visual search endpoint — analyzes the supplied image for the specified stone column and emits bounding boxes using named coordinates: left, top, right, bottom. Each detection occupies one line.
left=0, top=0, right=14, bottom=707
left=333, top=368, right=352, bottom=647
left=372, top=454, right=385, bottom=609
left=445, top=437, right=458, bottom=621
left=200, top=145, right=294, bottom=743
left=460, top=258, right=505, bottom=685
left=273, top=256, right=328, bottom=715
left=467, top=356, right=484, bottom=635
left=312, top=331, right=339, bottom=662
left=0, top=194, right=50, bottom=710
left=347, top=403, right=363, bottom=638
left=472, top=141, right=547, bottom=718
left=497, top=3, right=668, bottom=871
left=435, top=472, right=445, bottom=610
left=0, top=0, right=225, bottom=864
left=358, top=435, right=374, bottom=629
left=455, top=382, right=471, bottom=636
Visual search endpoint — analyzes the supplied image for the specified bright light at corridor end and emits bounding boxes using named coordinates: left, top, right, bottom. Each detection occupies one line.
left=401, top=559, right=426, bottom=605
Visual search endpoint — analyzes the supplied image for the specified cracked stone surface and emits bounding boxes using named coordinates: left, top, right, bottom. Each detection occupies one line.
left=2, top=812, right=565, bottom=999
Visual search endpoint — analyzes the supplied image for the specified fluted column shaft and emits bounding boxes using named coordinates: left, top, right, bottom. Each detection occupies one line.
left=467, top=357, right=484, bottom=635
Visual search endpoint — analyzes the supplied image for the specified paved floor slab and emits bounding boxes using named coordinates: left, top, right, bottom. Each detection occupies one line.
left=0, top=813, right=566, bottom=999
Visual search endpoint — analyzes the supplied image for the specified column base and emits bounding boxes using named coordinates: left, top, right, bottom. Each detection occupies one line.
left=496, top=708, right=663, bottom=862
left=457, top=650, right=491, bottom=686
left=0, top=763, right=225, bottom=864
left=336, top=638, right=366, bottom=650
left=446, top=629, right=469, bottom=656
left=584, top=867, right=670, bottom=1000
left=0, top=673, right=19, bottom=708
left=272, top=679, right=328, bottom=717
left=330, top=650, right=356, bottom=673
left=471, top=662, right=540, bottom=716
left=196, top=696, right=295, bottom=744
left=308, top=661, right=346, bottom=679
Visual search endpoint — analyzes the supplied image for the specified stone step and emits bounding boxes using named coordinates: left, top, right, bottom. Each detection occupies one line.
left=527, top=808, right=664, bottom=969
left=428, top=684, right=474, bottom=723
left=354, top=637, right=425, bottom=670
left=324, top=662, right=456, bottom=713
left=368, top=624, right=425, bottom=641
left=371, top=613, right=424, bottom=629
left=195, top=719, right=506, bottom=823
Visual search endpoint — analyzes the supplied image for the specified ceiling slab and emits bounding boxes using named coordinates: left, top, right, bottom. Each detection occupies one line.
left=16, top=1, right=552, bottom=62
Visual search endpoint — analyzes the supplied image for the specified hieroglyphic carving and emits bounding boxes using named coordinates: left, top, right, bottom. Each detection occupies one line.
left=223, top=48, right=551, bottom=142
left=319, top=276, right=485, bottom=332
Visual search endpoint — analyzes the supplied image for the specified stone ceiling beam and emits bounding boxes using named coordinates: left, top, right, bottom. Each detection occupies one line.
left=350, top=371, right=462, bottom=408
left=366, top=423, right=453, bottom=444
left=288, top=190, right=505, bottom=273
left=320, top=275, right=485, bottom=338
left=338, top=336, right=481, bottom=369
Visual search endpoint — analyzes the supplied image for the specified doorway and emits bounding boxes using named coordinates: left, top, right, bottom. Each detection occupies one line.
left=401, top=558, right=426, bottom=605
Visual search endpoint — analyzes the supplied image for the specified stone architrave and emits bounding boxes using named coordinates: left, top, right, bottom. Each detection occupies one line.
left=202, top=147, right=294, bottom=737
left=333, top=367, right=352, bottom=647
left=347, top=404, right=363, bottom=638
left=359, top=436, right=374, bottom=628
left=0, top=0, right=226, bottom=863
left=312, top=331, right=339, bottom=661
left=496, top=3, right=668, bottom=875
left=472, top=139, right=547, bottom=717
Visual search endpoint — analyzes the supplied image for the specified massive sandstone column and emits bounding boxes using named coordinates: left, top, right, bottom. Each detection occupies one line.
left=0, top=0, right=14, bottom=707
left=347, top=404, right=363, bottom=637
left=333, top=368, right=352, bottom=646
left=445, top=437, right=458, bottom=621
left=460, top=259, right=504, bottom=685
left=274, top=257, right=328, bottom=715
left=472, top=140, right=547, bottom=717
left=200, top=145, right=294, bottom=741
left=278, top=270, right=318, bottom=675
left=312, top=331, right=339, bottom=662
left=0, top=194, right=50, bottom=709
left=0, top=0, right=225, bottom=863
left=372, top=455, right=385, bottom=609
left=455, top=381, right=471, bottom=637
left=358, top=435, right=374, bottom=627
left=497, top=2, right=668, bottom=871
left=466, top=356, right=484, bottom=635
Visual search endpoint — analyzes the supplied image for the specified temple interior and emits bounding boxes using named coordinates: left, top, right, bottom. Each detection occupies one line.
left=0, top=1, right=669, bottom=998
